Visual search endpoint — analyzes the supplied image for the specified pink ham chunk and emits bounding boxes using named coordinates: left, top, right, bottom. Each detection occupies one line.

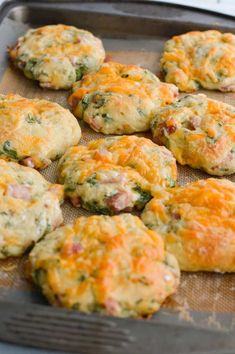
left=5, top=184, right=31, bottom=200
left=106, top=190, right=132, bottom=212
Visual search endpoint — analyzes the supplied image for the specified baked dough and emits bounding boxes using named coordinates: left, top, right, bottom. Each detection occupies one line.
left=9, top=24, right=105, bottom=90
left=29, top=213, right=180, bottom=317
left=0, top=159, right=63, bottom=258
left=161, top=30, right=235, bottom=92
left=151, top=94, right=235, bottom=176
left=58, top=136, right=177, bottom=214
left=141, top=178, right=235, bottom=272
left=69, top=61, right=178, bottom=134
left=0, top=93, right=81, bottom=169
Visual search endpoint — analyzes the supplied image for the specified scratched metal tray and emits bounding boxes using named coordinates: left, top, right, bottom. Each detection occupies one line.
left=0, top=1, right=235, bottom=353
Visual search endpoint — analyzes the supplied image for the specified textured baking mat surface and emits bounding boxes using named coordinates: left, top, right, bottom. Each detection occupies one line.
left=0, top=44, right=235, bottom=322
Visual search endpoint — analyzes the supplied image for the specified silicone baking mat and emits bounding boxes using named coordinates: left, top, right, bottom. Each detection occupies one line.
left=0, top=20, right=234, bottom=329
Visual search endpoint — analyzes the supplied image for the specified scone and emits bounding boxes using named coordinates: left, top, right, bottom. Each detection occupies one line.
left=0, top=93, right=81, bottom=169
left=58, top=136, right=177, bottom=214
left=9, top=24, right=105, bottom=90
left=0, top=159, right=63, bottom=259
left=29, top=214, right=180, bottom=317
left=141, top=178, right=235, bottom=272
left=68, top=61, right=178, bottom=134
left=151, top=94, right=235, bottom=176
left=161, top=30, right=235, bottom=92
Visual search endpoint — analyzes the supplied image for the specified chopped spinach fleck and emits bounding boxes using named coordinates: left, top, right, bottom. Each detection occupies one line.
left=78, top=274, right=87, bottom=282
left=72, top=303, right=81, bottom=310
left=206, top=136, right=217, bottom=144
left=167, top=179, right=176, bottom=188
left=83, top=200, right=110, bottom=215
left=64, top=184, right=76, bottom=192
left=81, top=94, right=90, bottom=111
left=24, top=58, right=39, bottom=78
left=86, top=174, right=97, bottom=186
left=44, top=223, right=52, bottom=235
left=26, top=114, right=41, bottom=124
left=32, top=268, right=45, bottom=286
left=0, top=141, right=18, bottom=160
left=1, top=248, right=10, bottom=257
left=101, top=113, right=113, bottom=123
left=75, top=64, right=88, bottom=81
left=133, top=185, right=152, bottom=207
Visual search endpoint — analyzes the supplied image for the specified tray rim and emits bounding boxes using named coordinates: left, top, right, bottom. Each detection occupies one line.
left=0, top=1, right=235, bottom=353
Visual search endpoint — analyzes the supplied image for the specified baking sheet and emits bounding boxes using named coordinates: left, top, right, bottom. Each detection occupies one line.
left=0, top=10, right=234, bottom=329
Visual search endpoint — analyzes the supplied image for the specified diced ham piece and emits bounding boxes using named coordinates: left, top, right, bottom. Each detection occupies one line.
left=104, top=54, right=112, bottom=62
left=188, top=115, right=201, bottom=130
left=104, top=298, right=120, bottom=315
left=220, top=84, right=235, bottom=92
left=90, top=117, right=102, bottom=131
left=106, top=190, right=132, bottom=212
left=100, top=174, right=125, bottom=185
left=70, top=196, right=81, bottom=208
left=71, top=96, right=80, bottom=109
left=21, top=157, right=35, bottom=168
left=6, top=184, right=31, bottom=201
left=72, top=243, right=83, bottom=254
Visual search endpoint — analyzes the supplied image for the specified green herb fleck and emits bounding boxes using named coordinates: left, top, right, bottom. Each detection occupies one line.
left=24, top=58, right=39, bottom=78
left=32, top=268, right=45, bottom=286
left=206, top=136, right=217, bottom=144
left=81, top=94, right=90, bottom=111
left=72, top=303, right=81, bottom=310
left=133, top=185, right=152, bottom=208
left=83, top=200, right=110, bottom=215
left=86, top=174, right=97, bottom=186
left=101, top=113, right=113, bottom=123
left=78, top=274, right=87, bottom=282
left=44, top=223, right=52, bottom=235
left=1, top=248, right=10, bottom=257
left=0, top=141, right=18, bottom=160
left=26, top=114, right=41, bottom=124
left=65, top=184, right=76, bottom=192
left=75, top=64, right=88, bottom=81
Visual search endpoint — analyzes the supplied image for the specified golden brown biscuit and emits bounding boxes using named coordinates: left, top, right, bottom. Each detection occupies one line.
left=0, top=159, right=63, bottom=258
left=29, top=214, right=180, bottom=317
left=9, top=24, right=105, bottom=90
left=69, top=61, right=178, bottom=134
left=141, top=178, right=235, bottom=272
left=161, top=30, right=235, bottom=92
left=58, top=136, right=177, bottom=214
left=0, top=93, right=81, bottom=169
left=151, top=94, right=235, bottom=176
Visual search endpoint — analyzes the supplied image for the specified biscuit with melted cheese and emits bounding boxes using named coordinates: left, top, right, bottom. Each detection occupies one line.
left=58, top=136, right=177, bottom=214
left=9, top=24, right=105, bottom=90
left=141, top=178, right=235, bottom=272
left=0, top=93, right=81, bottom=169
left=69, top=61, right=178, bottom=134
left=151, top=94, right=235, bottom=176
left=29, top=213, right=180, bottom=317
left=161, top=30, right=235, bottom=92
left=0, top=159, right=63, bottom=258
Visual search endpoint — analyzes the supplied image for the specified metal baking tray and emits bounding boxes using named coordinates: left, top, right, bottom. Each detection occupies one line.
left=0, top=1, right=235, bottom=353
